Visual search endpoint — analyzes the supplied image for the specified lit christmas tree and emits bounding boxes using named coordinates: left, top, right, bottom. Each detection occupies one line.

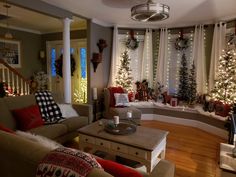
left=188, top=62, right=197, bottom=104
left=115, top=50, right=133, bottom=91
left=210, top=49, right=236, bottom=104
left=178, top=53, right=189, bottom=101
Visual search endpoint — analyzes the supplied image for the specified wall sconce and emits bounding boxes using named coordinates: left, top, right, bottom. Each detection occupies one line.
left=39, top=50, right=45, bottom=60
left=91, top=53, right=102, bottom=72
left=91, top=39, right=107, bottom=72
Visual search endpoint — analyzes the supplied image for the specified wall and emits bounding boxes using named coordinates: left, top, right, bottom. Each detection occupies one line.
left=89, top=22, right=112, bottom=103
left=0, top=27, right=42, bottom=79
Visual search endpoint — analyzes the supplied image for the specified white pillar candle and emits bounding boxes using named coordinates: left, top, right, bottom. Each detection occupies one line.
left=114, top=116, right=119, bottom=125
left=127, top=111, right=132, bottom=119
left=93, top=87, right=97, bottom=100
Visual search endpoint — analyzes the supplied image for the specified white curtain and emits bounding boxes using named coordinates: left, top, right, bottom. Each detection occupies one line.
left=156, top=28, right=169, bottom=89
left=192, top=25, right=207, bottom=94
left=208, top=22, right=226, bottom=92
left=141, top=29, right=153, bottom=87
left=108, top=25, right=118, bottom=87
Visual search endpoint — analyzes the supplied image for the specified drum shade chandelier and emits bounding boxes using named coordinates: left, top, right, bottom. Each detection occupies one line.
left=131, top=0, right=170, bottom=22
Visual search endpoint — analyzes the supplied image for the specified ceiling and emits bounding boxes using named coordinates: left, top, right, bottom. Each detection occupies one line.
left=0, top=0, right=236, bottom=34
left=41, top=0, right=236, bottom=28
left=0, top=1, right=86, bottom=34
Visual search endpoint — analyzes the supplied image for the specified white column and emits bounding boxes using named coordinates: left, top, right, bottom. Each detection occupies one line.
left=63, top=18, right=72, bottom=103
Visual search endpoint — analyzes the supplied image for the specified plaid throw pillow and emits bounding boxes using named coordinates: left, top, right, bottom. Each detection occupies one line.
left=35, top=91, right=64, bottom=124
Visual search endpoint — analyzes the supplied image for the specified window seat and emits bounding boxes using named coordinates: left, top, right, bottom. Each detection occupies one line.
left=128, top=101, right=228, bottom=139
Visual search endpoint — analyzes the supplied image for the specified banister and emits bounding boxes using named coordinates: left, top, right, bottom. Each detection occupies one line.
left=0, top=58, right=30, bottom=83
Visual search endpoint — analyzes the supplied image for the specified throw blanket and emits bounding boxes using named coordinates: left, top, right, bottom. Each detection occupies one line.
left=35, top=91, right=64, bottom=124
left=36, top=147, right=102, bottom=177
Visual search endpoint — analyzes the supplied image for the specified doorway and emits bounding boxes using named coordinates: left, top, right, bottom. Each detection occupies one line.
left=46, top=39, right=87, bottom=103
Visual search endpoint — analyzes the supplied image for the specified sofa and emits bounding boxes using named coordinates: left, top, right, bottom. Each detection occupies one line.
left=0, top=94, right=93, bottom=143
left=0, top=130, right=175, bottom=177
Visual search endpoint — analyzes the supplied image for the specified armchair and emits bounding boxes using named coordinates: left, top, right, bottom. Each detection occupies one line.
left=103, top=88, right=141, bottom=124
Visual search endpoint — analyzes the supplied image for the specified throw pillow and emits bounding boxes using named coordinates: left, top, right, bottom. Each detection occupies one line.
left=0, top=124, right=15, bottom=134
left=96, top=158, right=142, bottom=177
left=114, top=93, right=129, bottom=107
left=58, top=104, right=79, bottom=118
left=36, top=147, right=102, bottom=177
left=16, top=130, right=62, bottom=150
left=35, top=91, right=64, bottom=124
left=11, top=105, right=44, bottom=131
left=108, top=87, right=124, bottom=107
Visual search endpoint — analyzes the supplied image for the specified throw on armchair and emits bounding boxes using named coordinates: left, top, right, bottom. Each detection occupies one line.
left=103, top=87, right=141, bottom=124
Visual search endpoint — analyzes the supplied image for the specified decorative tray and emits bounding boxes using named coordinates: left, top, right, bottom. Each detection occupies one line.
left=104, top=122, right=136, bottom=135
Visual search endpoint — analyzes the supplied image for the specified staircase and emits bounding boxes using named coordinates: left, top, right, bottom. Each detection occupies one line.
left=0, top=59, right=30, bottom=96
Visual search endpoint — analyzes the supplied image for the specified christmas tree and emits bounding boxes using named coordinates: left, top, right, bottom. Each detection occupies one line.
left=188, top=62, right=197, bottom=104
left=115, top=50, right=133, bottom=91
left=210, top=49, right=236, bottom=104
left=178, top=53, right=189, bottom=101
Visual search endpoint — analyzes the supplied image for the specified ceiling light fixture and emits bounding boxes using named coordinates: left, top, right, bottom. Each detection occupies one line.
left=3, top=1, right=13, bottom=39
left=131, top=0, right=170, bottom=22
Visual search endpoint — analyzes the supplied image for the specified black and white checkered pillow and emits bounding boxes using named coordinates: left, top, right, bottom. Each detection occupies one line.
left=35, top=91, right=64, bottom=124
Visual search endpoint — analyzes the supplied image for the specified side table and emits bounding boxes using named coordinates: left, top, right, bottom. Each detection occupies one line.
left=220, top=143, right=236, bottom=172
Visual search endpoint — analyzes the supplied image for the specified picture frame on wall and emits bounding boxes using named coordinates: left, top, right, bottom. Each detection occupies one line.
left=0, top=39, right=21, bottom=68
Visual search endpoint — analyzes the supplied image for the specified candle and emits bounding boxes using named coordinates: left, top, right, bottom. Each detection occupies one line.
left=93, top=87, right=97, bottom=100
left=114, top=116, right=119, bottom=125
left=127, top=111, right=132, bottom=119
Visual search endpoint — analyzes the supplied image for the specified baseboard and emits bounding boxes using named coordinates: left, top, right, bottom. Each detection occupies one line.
left=141, top=114, right=228, bottom=139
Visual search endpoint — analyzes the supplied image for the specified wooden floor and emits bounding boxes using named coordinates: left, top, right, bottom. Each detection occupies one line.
left=141, top=120, right=226, bottom=177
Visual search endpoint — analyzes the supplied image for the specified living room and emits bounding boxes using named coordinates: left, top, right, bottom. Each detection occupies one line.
left=0, top=0, right=236, bottom=177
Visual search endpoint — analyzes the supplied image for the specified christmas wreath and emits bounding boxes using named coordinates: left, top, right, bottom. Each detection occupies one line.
left=126, top=38, right=139, bottom=50
left=125, top=30, right=139, bottom=50
left=55, top=54, right=76, bottom=77
left=175, top=37, right=189, bottom=51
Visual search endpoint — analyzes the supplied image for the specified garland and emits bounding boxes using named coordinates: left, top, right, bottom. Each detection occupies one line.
left=55, top=54, right=76, bottom=77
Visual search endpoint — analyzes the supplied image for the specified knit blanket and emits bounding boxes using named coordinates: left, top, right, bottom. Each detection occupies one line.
left=36, top=147, right=102, bottom=177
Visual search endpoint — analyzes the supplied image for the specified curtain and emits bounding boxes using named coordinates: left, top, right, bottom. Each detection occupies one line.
left=192, top=25, right=207, bottom=94
left=208, top=22, right=226, bottom=92
left=156, top=28, right=169, bottom=89
left=141, top=29, right=153, bottom=87
left=107, top=25, right=118, bottom=87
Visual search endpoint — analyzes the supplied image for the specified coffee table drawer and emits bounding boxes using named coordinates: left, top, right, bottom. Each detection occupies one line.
left=128, top=147, right=147, bottom=159
left=80, top=135, right=95, bottom=144
left=111, top=142, right=128, bottom=153
left=95, top=138, right=111, bottom=148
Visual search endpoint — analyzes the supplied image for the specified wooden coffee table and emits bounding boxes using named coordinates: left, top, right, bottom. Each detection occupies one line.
left=78, top=119, right=169, bottom=173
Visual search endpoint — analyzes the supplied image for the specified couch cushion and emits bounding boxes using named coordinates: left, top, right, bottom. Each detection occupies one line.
left=29, top=123, right=67, bottom=140
left=12, top=105, right=44, bottom=131
left=0, top=124, right=15, bottom=134
left=61, top=116, right=88, bottom=132
left=0, top=99, right=16, bottom=129
left=4, top=95, right=37, bottom=110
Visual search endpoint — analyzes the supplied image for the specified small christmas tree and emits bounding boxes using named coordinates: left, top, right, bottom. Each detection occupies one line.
left=188, top=62, right=197, bottom=104
left=178, top=53, right=189, bottom=101
left=210, top=49, right=236, bottom=104
left=115, top=50, right=133, bottom=91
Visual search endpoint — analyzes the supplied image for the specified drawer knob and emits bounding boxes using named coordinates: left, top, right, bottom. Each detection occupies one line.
left=117, top=147, right=120, bottom=150
left=100, top=142, right=103, bottom=145
left=85, top=139, right=88, bottom=142
left=135, top=152, right=139, bottom=155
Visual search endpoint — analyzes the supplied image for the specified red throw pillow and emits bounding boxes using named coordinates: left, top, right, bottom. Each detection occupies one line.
left=96, top=158, right=143, bottom=177
left=0, top=124, right=15, bottom=134
left=12, top=105, right=44, bottom=131
left=108, top=87, right=124, bottom=107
